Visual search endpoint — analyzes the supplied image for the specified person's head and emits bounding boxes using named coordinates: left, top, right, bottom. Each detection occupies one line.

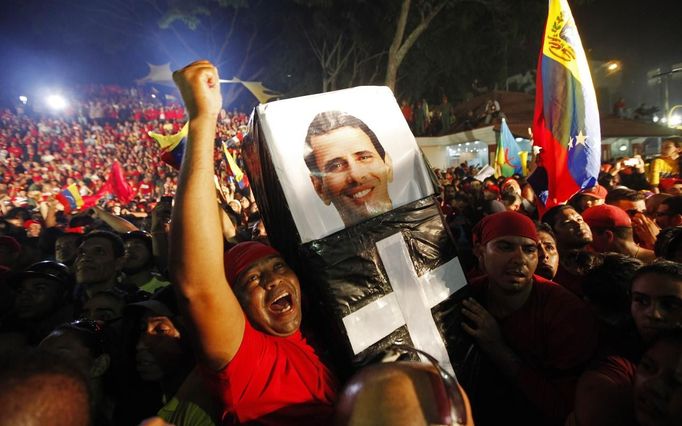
left=224, top=241, right=301, bottom=337
left=656, top=196, right=682, bottom=229
left=569, top=185, right=607, bottom=213
left=534, top=222, right=559, bottom=280
left=13, top=263, right=71, bottom=321
left=501, top=192, right=522, bottom=212
left=74, top=231, right=125, bottom=288
left=304, top=111, right=393, bottom=226
left=473, top=211, right=538, bottom=292
left=81, top=290, right=126, bottom=324
left=634, top=333, right=682, bottom=426
left=660, top=136, right=682, bottom=159
left=582, top=253, right=643, bottom=328
left=630, top=261, right=682, bottom=344
left=121, top=231, right=153, bottom=274
left=55, top=233, right=82, bottom=266
left=606, top=188, right=646, bottom=218
left=655, top=226, right=682, bottom=263
left=443, top=184, right=456, bottom=202
left=660, top=178, right=682, bottom=196
left=582, top=204, right=634, bottom=253
left=39, top=319, right=110, bottom=381
left=24, top=219, right=42, bottom=238
left=0, top=349, right=91, bottom=426
left=542, top=205, right=592, bottom=250
left=129, top=288, right=190, bottom=382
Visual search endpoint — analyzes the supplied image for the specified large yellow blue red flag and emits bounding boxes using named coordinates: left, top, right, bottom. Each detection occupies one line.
left=530, top=0, right=601, bottom=208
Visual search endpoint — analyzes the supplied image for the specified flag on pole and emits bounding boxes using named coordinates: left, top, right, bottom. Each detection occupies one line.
left=56, top=184, right=84, bottom=213
left=530, top=0, right=601, bottom=207
left=149, top=122, right=188, bottom=170
left=495, top=118, right=523, bottom=177
left=221, top=139, right=248, bottom=189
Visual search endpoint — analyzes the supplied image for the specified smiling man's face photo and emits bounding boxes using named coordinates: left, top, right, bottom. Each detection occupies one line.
left=304, top=111, right=393, bottom=227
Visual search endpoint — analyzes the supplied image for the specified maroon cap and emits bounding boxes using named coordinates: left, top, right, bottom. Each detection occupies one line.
left=224, top=241, right=280, bottom=287
left=578, top=184, right=608, bottom=200
left=582, top=204, right=631, bottom=229
left=473, top=211, right=538, bottom=245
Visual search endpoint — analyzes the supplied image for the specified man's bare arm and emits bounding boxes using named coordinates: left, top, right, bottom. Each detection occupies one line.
left=169, top=60, right=245, bottom=371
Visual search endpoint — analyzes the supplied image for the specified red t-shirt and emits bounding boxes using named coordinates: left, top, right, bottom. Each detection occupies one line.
left=202, top=319, right=337, bottom=425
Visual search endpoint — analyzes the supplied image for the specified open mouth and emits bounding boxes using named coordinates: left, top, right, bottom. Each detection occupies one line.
left=269, top=292, right=293, bottom=313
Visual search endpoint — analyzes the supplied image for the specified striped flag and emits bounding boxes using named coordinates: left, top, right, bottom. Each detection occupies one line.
left=531, top=0, right=601, bottom=207
left=149, top=122, right=188, bottom=170
left=56, top=184, right=84, bottom=213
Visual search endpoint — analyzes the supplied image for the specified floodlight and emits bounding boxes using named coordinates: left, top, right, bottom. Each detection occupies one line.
left=653, top=115, right=659, bottom=123
left=19, top=96, right=28, bottom=104
left=669, top=114, right=681, bottom=127
left=46, top=94, right=67, bottom=110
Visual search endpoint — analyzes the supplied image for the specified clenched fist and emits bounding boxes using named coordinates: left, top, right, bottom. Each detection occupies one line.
left=173, top=60, right=223, bottom=120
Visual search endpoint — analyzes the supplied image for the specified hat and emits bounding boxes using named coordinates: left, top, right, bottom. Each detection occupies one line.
left=23, top=219, right=41, bottom=229
left=582, top=204, right=631, bottom=229
left=224, top=241, right=280, bottom=287
left=128, top=286, right=178, bottom=317
left=484, top=184, right=501, bottom=196
left=501, top=178, right=521, bottom=195
left=472, top=211, right=538, bottom=245
left=578, top=184, right=608, bottom=200
left=660, top=178, right=682, bottom=192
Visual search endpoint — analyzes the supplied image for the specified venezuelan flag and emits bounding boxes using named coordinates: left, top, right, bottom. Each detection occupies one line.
left=149, top=122, right=188, bottom=170
left=495, top=118, right=523, bottom=177
left=531, top=0, right=600, bottom=207
left=56, top=184, right=84, bottom=213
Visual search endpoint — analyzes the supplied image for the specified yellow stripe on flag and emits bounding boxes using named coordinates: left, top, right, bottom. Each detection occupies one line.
left=149, top=122, right=188, bottom=151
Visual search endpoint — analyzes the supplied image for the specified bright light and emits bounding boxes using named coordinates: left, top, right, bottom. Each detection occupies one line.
left=515, top=137, right=523, bottom=142
left=465, top=142, right=470, bottom=146
left=18, top=96, right=28, bottom=104
left=653, top=115, right=660, bottom=123
left=607, top=62, right=619, bottom=71
left=670, top=115, right=682, bottom=127
left=46, top=94, right=67, bottom=110
left=661, top=117, right=668, bottom=124
left=619, top=145, right=627, bottom=152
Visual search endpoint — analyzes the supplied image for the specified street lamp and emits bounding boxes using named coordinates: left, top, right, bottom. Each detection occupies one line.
left=668, top=105, right=682, bottom=129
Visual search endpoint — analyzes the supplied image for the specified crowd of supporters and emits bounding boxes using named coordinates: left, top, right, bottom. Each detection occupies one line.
left=1, top=80, right=681, bottom=425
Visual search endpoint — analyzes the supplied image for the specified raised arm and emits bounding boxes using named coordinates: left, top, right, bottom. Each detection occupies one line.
left=169, top=61, right=245, bottom=371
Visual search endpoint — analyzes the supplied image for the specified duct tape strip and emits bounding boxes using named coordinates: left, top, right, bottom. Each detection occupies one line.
left=341, top=232, right=464, bottom=375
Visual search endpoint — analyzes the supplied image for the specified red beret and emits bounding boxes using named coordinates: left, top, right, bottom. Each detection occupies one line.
left=582, top=204, right=631, bottom=229
left=473, top=211, right=538, bottom=245
left=578, top=184, right=608, bottom=200
left=224, top=241, right=280, bottom=287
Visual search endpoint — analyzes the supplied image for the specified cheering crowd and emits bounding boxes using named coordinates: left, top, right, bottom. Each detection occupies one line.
left=0, top=61, right=681, bottom=426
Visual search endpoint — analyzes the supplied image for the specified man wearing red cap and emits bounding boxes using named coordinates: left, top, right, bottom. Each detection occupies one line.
left=169, top=61, right=336, bottom=425
left=464, top=211, right=597, bottom=425
left=582, top=204, right=656, bottom=263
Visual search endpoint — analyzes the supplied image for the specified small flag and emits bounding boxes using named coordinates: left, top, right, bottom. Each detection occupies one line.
left=56, top=184, right=84, bottom=213
left=495, top=118, right=523, bottom=177
left=149, top=122, right=188, bottom=170
left=221, top=139, right=248, bottom=189
left=530, top=0, right=601, bottom=207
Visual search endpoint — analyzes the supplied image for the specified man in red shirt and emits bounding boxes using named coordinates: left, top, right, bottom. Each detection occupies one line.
left=170, top=61, right=336, bottom=425
left=464, top=211, right=597, bottom=425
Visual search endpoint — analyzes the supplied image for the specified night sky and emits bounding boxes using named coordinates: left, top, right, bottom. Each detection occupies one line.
left=1, top=0, right=680, bottom=107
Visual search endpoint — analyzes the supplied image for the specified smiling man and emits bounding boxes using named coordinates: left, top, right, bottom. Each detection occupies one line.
left=304, top=111, right=393, bottom=227
left=170, top=60, right=336, bottom=425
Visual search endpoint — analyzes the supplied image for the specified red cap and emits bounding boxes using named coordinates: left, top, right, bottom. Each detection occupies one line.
left=660, top=178, right=682, bottom=192
left=578, top=184, right=608, bottom=200
left=473, top=211, right=538, bottom=245
left=224, top=241, right=281, bottom=287
left=23, top=219, right=41, bottom=229
left=484, top=184, right=501, bottom=196
left=582, top=204, right=631, bottom=229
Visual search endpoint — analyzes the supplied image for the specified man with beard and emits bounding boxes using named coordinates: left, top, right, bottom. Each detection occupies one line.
left=304, top=110, right=393, bottom=227
left=542, top=205, right=594, bottom=296
left=73, top=230, right=126, bottom=299
left=121, top=231, right=169, bottom=294
left=464, top=211, right=597, bottom=425
left=170, top=61, right=337, bottom=424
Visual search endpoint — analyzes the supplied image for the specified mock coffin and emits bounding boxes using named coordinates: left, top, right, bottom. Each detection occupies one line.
left=241, top=86, right=472, bottom=378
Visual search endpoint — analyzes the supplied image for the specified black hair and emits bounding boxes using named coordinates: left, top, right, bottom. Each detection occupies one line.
left=80, top=230, right=125, bottom=259
left=303, top=111, right=385, bottom=174
left=654, top=226, right=682, bottom=260
left=660, top=196, right=682, bottom=216
left=606, top=188, right=645, bottom=204
left=582, top=253, right=643, bottom=315
left=541, top=204, right=576, bottom=230
left=631, top=260, right=682, bottom=288
left=534, top=221, right=556, bottom=240
left=121, top=231, right=153, bottom=256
